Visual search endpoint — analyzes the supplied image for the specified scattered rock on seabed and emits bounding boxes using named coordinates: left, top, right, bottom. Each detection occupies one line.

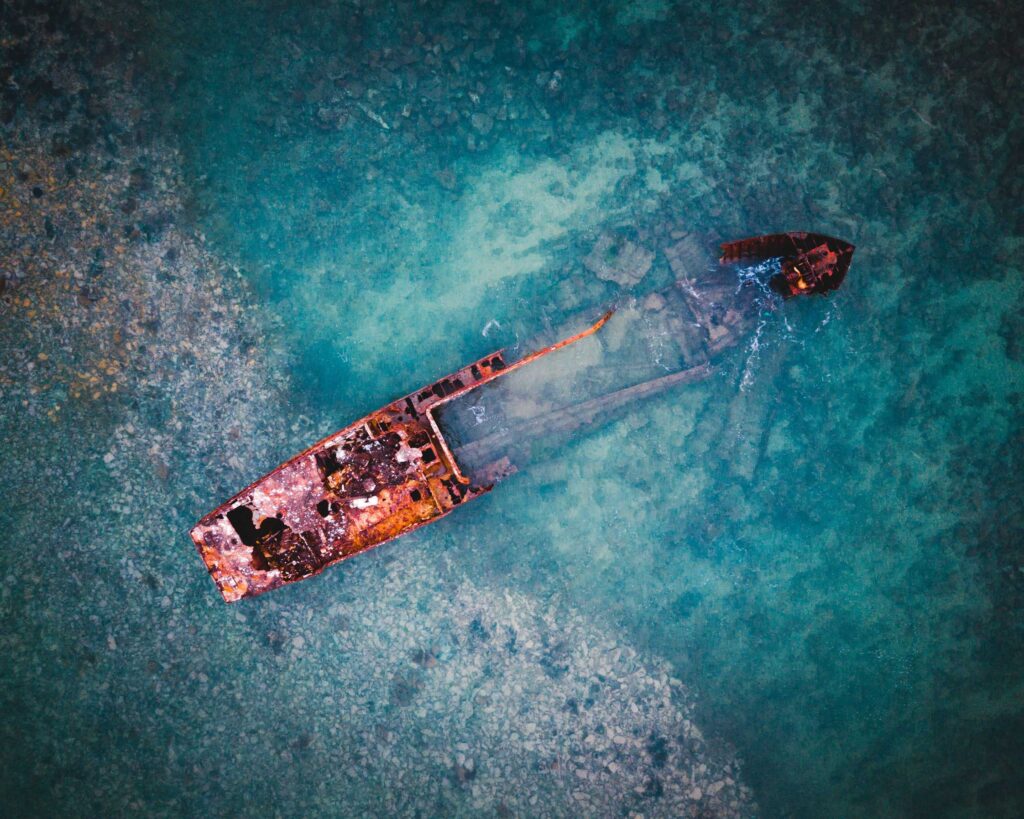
left=583, top=233, right=655, bottom=287
left=664, top=234, right=709, bottom=282
left=0, top=7, right=291, bottom=487
left=304, top=548, right=758, bottom=818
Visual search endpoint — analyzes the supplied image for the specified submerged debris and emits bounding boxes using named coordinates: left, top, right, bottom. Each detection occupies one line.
left=193, top=233, right=853, bottom=601
left=664, top=233, right=707, bottom=280
left=583, top=232, right=655, bottom=286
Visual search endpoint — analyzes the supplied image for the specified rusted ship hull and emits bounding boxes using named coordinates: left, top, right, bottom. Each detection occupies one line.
left=191, top=313, right=612, bottom=602
left=192, top=232, right=853, bottom=602
left=720, top=231, right=853, bottom=297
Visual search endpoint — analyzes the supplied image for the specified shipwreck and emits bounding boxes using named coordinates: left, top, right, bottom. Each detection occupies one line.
left=191, top=232, right=853, bottom=601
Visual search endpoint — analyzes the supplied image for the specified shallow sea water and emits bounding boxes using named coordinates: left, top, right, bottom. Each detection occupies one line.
left=2, top=1, right=1022, bottom=816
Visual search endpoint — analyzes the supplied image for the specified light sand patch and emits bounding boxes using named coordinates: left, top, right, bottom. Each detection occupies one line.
left=452, top=131, right=639, bottom=288
left=312, top=129, right=683, bottom=376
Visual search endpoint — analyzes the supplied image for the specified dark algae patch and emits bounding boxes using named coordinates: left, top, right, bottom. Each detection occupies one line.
left=2, top=0, right=1022, bottom=817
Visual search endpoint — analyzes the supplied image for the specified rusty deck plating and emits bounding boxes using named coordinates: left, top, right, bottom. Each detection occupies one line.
left=720, top=232, right=853, bottom=297
left=191, top=313, right=612, bottom=602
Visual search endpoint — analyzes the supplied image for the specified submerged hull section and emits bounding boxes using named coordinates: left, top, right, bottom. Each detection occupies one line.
left=192, top=232, right=853, bottom=602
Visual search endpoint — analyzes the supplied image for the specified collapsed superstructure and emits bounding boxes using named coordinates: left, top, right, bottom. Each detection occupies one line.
left=191, top=232, right=853, bottom=601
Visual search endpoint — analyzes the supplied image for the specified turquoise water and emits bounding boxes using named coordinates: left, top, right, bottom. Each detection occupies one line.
left=2, top=0, right=1022, bottom=816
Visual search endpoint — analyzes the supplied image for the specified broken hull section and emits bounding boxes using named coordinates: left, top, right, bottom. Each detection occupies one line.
left=190, top=315, right=611, bottom=602
left=192, top=232, right=853, bottom=602
left=190, top=352, right=507, bottom=601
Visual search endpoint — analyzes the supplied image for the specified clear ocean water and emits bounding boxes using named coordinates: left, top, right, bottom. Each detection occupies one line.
left=2, top=1, right=1022, bottom=816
